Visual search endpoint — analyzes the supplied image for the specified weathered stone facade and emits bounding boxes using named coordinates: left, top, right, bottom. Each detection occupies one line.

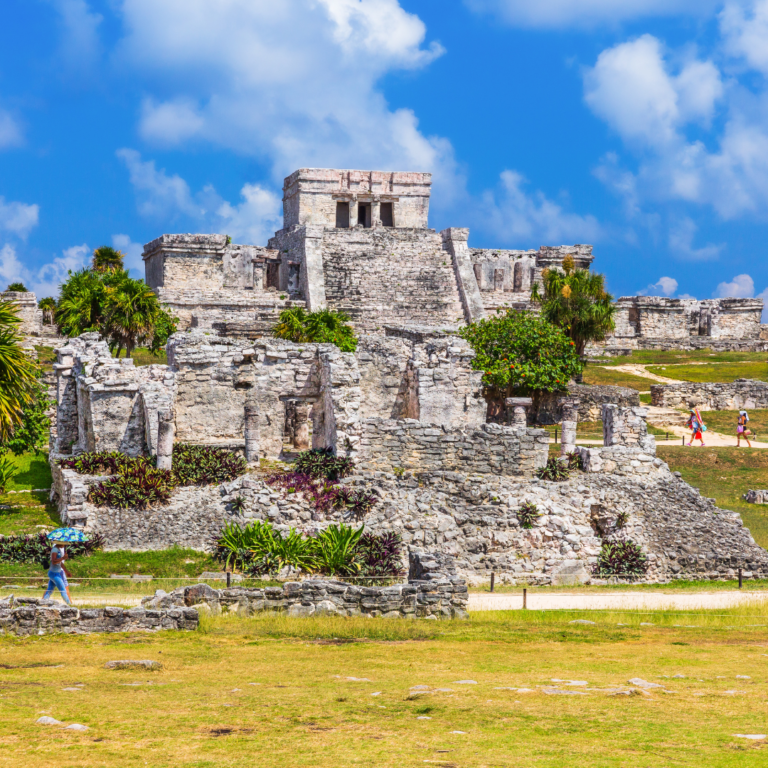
left=0, top=596, right=198, bottom=636
left=534, top=384, right=640, bottom=424
left=650, top=379, right=768, bottom=411
left=1, top=290, right=60, bottom=341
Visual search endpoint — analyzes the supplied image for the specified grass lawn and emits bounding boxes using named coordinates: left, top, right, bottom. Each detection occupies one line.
left=593, top=349, right=768, bottom=366
left=1, top=611, right=768, bottom=767
left=581, top=366, right=656, bottom=391
left=647, top=362, right=768, bottom=383
left=659, top=446, right=768, bottom=549
left=33, top=345, right=57, bottom=371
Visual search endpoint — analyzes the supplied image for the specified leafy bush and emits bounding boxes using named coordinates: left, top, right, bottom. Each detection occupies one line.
left=0, top=455, right=18, bottom=493
left=356, top=532, right=404, bottom=578
left=89, top=463, right=175, bottom=510
left=59, top=451, right=149, bottom=476
left=0, top=532, right=103, bottom=566
left=566, top=451, right=584, bottom=471
left=517, top=501, right=540, bottom=529
left=5, top=282, right=27, bottom=292
left=312, top=523, right=364, bottom=576
left=594, top=540, right=648, bottom=580
left=536, top=458, right=570, bottom=482
left=171, top=444, right=248, bottom=486
left=230, top=496, right=247, bottom=513
left=615, top=510, right=630, bottom=529
left=293, top=448, right=353, bottom=481
left=273, top=307, right=358, bottom=352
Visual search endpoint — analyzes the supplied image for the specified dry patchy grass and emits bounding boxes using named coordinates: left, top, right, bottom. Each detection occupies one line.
left=1, top=611, right=768, bottom=767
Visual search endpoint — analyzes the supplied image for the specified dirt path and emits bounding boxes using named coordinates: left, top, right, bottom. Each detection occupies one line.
left=469, top=591, right=768, bottom=612
left=601, top=363, right=683, bottom=384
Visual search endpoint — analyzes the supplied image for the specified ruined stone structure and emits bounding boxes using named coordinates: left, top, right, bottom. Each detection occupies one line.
left=1, top=290, right=59, bottom=341
left=596, top=296, right=768, bottom=354
left=650, top=379, right=768, bottom=411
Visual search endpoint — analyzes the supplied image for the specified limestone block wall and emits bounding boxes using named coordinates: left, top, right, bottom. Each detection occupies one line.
left=0, top=597, right=198, bottom=636
left=534, top=384, right=640, bottom=424
left=144, top=578, right=469, bottom=620
left=650, top=379, right=768, bottom=410
left=355, top=334, right=412, bottom=420
left=319, top=228, right=464, bottom=331
left=2, top=291, right=44, bottom=337
left=357, top=420, right=549, bottom=476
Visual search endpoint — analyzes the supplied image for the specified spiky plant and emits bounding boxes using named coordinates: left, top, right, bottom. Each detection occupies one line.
left=517, top=501, right=541, bottom=529
left=92, top=246, right=125, bottom=273
left=536, top=458, right=570, bottom=482
left=272, top=307, right=358, bottom=352
left=38, top=297, right=57, bottom=325
left=0, top=301, right=38, bottom=441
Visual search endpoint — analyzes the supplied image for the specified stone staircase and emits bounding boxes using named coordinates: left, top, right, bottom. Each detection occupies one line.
left=321, top=228, right=465, bottom=331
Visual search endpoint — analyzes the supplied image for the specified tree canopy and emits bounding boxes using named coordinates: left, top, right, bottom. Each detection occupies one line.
left=273, top=307, right=358, bottom=352
left=458, top=309, right=583, bottom=416
left=530, top=255, right=616, bottom=357
left=92, top=246, right=125, bottom=273
left=5, top=283, right=27, bottom=293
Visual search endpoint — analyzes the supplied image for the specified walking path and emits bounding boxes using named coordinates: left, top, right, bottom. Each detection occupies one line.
left=469, top=590, right=768, bottom=612
left=605, top=363, right=683, bottom=384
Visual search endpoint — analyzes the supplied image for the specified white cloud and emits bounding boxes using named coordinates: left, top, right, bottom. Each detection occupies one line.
left=0, top=197, right=40, bottom=238
left=465, top=0, right=717, bottom=28
left=594, top=153, right=640, bottom=218
left=0, top=111, right=23, bottom=150
left=49, top=0, right=103, bottom=73
left=0, top=242, right=90, bottom=298
left=720, top=0, right=768, bottom=76
left=669, top=217, right=724, bottom=260
left=118, top=149, right=283, bottom=245
left=584, top=35, right=722, bottom=148
left=715, top=273, right=755, bottom=298
left=114, top=0, right=457, bottom=208
left=638, top=276, right=679, bottom=296
left=111, top=234, right=145, bottom=277
left=480, top=170, right=601, bottom=245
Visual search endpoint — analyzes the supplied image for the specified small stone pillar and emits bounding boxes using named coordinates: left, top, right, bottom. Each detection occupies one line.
left=559, top=397, right=580, bottom=457
left=371, top=199, right=382, bottom=228
left=506, top=397, right=533, bottom=427
left=244, top=403, right=260, bottom=463
left=294, top=403, right=310, bottom=451
left=156, top=409, right=175, bottom=471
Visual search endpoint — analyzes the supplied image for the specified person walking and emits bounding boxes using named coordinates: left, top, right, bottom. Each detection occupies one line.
left=42, top=542, right=72, bottom=604
left=687, top=406, right=706, bottom=447
left=737, top=410, right=752, bottom=447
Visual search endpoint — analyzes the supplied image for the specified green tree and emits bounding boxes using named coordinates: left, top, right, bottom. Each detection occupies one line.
left=38, top=297, right=56, bottom=325
left=1, top=372, right=51, bottom=456
left=92, top=246, right=125, bottom=273
left=6, top=283, right=27, bottom=292
left=103, top=276, right=161, bottom=358
left=273, top=307, right=358, bottom=352
left=0, top=301, right=39, bottom=441
left=458, top=309, right=583, bottom=419
left=150, top=307, right=178, bottom=354
left=530, top=255, right=616, bottom=357
left=55, top=268, right=106, bottom=336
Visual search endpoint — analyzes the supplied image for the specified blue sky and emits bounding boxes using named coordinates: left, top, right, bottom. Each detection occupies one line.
left=2, top=1, right=768, bottom=307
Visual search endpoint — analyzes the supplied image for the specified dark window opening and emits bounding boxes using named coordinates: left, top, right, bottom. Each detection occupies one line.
left=335, top=201, right=350, bottom=228
left=358, top=203, right=372, bottom=228
left=266, top=262, right=280, bottom=290
left=380, top=202, right=394, bottom=227
left=287, top=263, right=301, bottom=293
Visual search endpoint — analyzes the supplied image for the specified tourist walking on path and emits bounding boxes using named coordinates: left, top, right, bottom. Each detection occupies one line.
left=687, top=407, right=706, bottom=447
left=737, top=410, right=752, bottom=447
left=42, top=543, right=71, bottom=604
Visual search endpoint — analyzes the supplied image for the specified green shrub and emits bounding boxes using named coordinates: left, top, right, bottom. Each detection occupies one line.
left=293, top=448, right=353, bottom=481
left=312, top=524, right=364, bottom=576
left=273, top=307, right=358, bottom=352
left=536, top=458, right=570, bottom=482
left=171, top=444, right=247, bottom=486
left=566, top=451, right=584, bottom=471
left=517, top=501, right=540, bottom=529
left=594, top=540, right=648, bottom=579
left=89, top=463, right=175, bottom=510
left=0, top=532, right=103, bottom=566
left=0, top=455, right=18, bottom=493
left=5, top=282, right=27, bottom=292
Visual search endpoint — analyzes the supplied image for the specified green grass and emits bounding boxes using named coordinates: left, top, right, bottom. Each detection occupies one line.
left=593, top=349, right=768, bottom=366
left=113, top=347, right=167, bottom=366
left=647, top=362, right=768, bottom=383
left=5, top=451, right=52, bottom=492
left=33, top=345, right=56, bottom=371
left=582, top=366, right=656, bottom=390
left=2, top=611, right=768, bottom=767
left=659, top=446, right=768, bottom=549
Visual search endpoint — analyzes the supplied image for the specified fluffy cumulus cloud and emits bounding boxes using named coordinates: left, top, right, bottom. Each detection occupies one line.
left=720, top=0, right=768, bottom=75
left=480, top=170, right=601, bottom=245
left=714, top=273, right=755, bottom=298
left=118, top=149, right=282, bottom=245
left=0, top=242, right=90, bottom=297
left=114, top=0, right=457, bottom=203
left=668, top=216, right=724, bottom=261
left=638, top=276, right=679, bottom=297
left=464, top=0, right=716, bottom=28
left=0, top=197, right=39, bottom=238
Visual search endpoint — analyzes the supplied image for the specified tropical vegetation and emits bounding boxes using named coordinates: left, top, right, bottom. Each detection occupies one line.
left=594, top=540, right=648, bottom=579
left=0, top=531, right=103, bottom=566
left=273, top=307, right=358, bottom=352
left=214, top=519, right=403, bottom=578
left=531, top=254, right=616, bottom=357
left=5, top=282, right=27, bottom=292
left=38, top=296, right=56, bottom=324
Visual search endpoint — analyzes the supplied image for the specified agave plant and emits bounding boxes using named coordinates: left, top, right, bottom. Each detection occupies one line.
left=312, top=523, right=364, bottom=576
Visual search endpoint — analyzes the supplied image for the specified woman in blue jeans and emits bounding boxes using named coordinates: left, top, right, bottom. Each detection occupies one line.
left=43, top=543, right=72, bottom=604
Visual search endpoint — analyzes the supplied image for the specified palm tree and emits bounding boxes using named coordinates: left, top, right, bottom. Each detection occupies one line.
left=92, top=246, right=125, bottom=273
left=0, top=301, right=38, bottom=440
left=38, top=297, right=56, bottom=325
left=531, top=255, right=616, bottom=357
left=103, top=277, right=161, bottom=358
left=56, top=268, right=105, bottom=337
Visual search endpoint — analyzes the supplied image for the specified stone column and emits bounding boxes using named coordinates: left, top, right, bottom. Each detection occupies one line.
left=505, top=397, right=533, bottom=427
left=349, top=199, right=359, bottom=228
left=156, top=409, right=175, bottom=471
left=559, top=397, right=580, bottom=457
left=371, top=198, right=382, bottom=228
left=294, top=403, right=310, bottom=451
left=244, top=403, right=260, bottom=463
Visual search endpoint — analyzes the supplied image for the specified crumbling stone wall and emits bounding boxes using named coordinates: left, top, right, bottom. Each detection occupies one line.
left=650, top=379, right=768, bottom=410
left=0, top=596, right=198, bottom=636
left=534, top=384, right=640, bottom=424
left=143, top=576, right=468, bottom=620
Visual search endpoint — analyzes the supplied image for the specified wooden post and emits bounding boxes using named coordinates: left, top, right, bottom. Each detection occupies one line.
left=523, top=588, right=527, bottom=610
left=227, top=571, right=231, bottom=588
left=490, top=572, right=495, bottom=593
left=738, top=567, right=743, bottom=589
